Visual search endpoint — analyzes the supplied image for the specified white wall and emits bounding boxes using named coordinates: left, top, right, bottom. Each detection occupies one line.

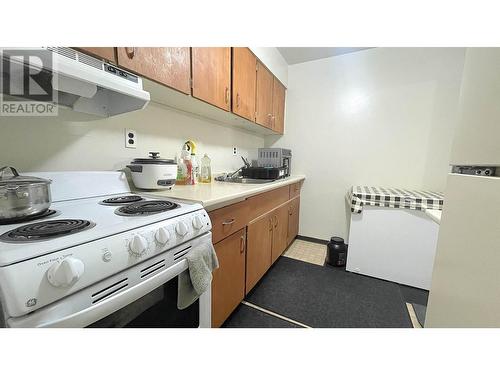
left=250, top=47, right=288, bottom=86
left=0, top=102, right=264, bottom=173
left=266, top=47, right=465, bottom=241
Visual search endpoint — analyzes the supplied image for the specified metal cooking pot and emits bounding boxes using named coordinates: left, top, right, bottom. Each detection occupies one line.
left=0, top=166, right=52, bottom=220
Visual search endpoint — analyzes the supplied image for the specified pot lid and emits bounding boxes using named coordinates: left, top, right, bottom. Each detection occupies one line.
left=131, top=152, right=176, bottom=165
left=0, top=166, right=51, bottom=186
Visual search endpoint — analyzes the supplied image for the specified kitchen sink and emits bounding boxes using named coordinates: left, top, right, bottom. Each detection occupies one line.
left=219, top=177, right=275, bottom=184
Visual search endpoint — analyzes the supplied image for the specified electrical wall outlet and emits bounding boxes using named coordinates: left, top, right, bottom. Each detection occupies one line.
left=125, top=129, right=137, bottom=149
left=232, top=147, right=237, bottom=155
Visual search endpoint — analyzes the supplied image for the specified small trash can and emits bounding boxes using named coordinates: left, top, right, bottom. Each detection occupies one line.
left=326, top=237, right=348, bottom=267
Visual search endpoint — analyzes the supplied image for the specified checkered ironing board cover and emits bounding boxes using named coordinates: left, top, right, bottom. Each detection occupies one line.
left=347, top=186, right=444, bottom=214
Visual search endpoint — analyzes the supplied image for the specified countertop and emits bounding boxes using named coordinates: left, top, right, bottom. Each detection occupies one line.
left=425, top=209, right=442, bottom=224
left=145, top=175, right=306, bottom=211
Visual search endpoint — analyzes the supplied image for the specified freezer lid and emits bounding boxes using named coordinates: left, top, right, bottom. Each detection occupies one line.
left=347, top=186, right=444, bottom=214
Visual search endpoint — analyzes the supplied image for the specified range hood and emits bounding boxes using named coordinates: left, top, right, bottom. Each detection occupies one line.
left=1, top=47, right=150, bottom=117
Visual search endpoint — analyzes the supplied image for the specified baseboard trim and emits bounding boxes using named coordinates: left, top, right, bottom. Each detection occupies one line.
left=296, top=235, right=329, bottom=245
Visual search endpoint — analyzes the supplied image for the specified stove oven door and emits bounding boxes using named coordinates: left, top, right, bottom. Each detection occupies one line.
left=6, top=256, right=212, bottom=328
left=88, top=276, right=201, bottom=328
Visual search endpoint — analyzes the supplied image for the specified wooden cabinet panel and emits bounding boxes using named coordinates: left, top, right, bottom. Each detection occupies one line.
left=208, top=200, right=249, bottom=244
left=247, top=186, right=289, bottom=222
left=246, top=213, right=273, bottom=293
left=272, top=78, right=286, bottom=134
left=212, top=228, right=246, bottom=328
left=192, top=47, right=231, bottom=111
left=232, top=47, right=257, bottom=121
left=287, top=197, right=300, bottom=246
left=289, top=181, right=302, bottom=199
left=76, top=47, right=116, bottom=63
left=271, top=203, right=290, bottom=264
left=255, top=61, right=274, bottom=128
left=116, top=47, right=191, bottom=94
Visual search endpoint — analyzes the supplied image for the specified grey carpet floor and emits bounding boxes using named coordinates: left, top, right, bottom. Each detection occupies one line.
left=222, top=304, right=302, bottom=328
left=244, top=257, right=412, bottom=328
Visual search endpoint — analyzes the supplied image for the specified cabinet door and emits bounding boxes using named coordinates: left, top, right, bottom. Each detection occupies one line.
left=76, top=47, right=116, bottom=63
left=116, top=47, right=191, bottom=94
left=255, top=61, right=274, bottom=128
left=271, top=203, right=290, bottom=264
left=272, top=78, right=286, bottom=134
left=246, top=214, right=273, bottom=293
left=211, top=228, right=246, bottom=328
left=191, top=47, right=231, bottom=111
left=287, top=197, right=300, bottom=246
left=232, top=47, right=257, bottom=121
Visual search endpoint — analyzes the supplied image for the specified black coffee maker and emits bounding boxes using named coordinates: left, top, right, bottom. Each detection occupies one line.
left=326, top=237, right=348, bottom=267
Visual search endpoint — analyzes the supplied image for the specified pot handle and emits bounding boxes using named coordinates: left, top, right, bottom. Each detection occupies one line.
left=126, top=165, right=143, bottom=173
left=0, top=166, right=20, bottom=178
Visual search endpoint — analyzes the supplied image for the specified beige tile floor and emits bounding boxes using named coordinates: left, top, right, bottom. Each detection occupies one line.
left=282, top=239, right=327, bottom=266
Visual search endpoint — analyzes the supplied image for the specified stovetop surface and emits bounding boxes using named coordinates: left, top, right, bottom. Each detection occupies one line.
left=0, top=193, right=203, bottom=266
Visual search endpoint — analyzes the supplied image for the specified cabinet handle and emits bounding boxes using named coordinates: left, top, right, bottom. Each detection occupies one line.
left=267, top=113, right=273, bottom=127
left=125, top=47, right=136, bottom=58
left=240, top=235, right=246, bottom=254
left=222, top=218, right=235, bottom=225
left=225, top=87, right=230, bottom=104
left=274, top=215, right=278, bottom=228
left=236, top=93, right=240, bottom=108
left=269, top=217, right=273, bottom=231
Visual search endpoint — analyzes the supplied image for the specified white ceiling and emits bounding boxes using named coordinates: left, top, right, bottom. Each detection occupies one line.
left=277, top=47, right=373, bottom=65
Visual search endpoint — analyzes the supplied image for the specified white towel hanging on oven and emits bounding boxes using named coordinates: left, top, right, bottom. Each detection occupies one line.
left=177, top=241, right=219, bottom=310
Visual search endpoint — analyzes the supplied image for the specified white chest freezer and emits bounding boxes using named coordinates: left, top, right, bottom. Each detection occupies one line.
left=346, top=186, right=443, bottom=290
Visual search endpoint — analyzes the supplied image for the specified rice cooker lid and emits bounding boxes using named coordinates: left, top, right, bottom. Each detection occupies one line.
left=132, top=152, right=176, bottom=165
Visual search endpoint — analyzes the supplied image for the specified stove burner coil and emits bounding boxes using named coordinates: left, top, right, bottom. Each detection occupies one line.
left=115, top=200, right=179, bottom=216
left=0, top=209, right=58, bottom=225
left=0, top=219, right=95, bottom=242
left=100, top=195, right=144, bottom=206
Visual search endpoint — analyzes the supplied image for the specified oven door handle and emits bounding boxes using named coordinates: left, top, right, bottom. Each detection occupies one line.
left=8, top=260, right=194, bottom=328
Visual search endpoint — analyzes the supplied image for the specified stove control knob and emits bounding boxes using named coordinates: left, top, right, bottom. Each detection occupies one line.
left=155, top=227, right=170, bottom=245
left=192, top=215, right=204, bottom=230
left=47, top=257, right=85, bottom=287
left=175, top=221, right=189, bottom=237
left=129, top=234, right=148, bottom=256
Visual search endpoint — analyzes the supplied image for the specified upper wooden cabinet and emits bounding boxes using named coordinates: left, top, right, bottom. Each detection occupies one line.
left=116, top=48, right=191, bottom=94
left=211, top=228, right=246, bottom=328
left=272, top=78, right=286, bottom=134
left=75, top=47, right=116, bottom=63
left=255, top=61, right=274, bottom=129
left=191, top=47, right=231, bottom=111
left=232, top=48, right=257, bottom=121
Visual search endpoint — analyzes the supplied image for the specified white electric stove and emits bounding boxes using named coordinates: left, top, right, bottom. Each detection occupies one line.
left=0, top=171, right=212, bottom=328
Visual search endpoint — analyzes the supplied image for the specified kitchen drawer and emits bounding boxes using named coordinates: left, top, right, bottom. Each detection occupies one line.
left=209, top=200, right=249, bottom=244
left=289, top=181, right=302, bottom=199
left=247, top=186, right=289, bottom=222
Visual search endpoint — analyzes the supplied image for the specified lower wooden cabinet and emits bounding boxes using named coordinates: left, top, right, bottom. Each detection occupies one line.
left=211, top=228, right=246, bottom=328
left=210, top=183, right=302, bottom=326
left=246, top=213, right=273, bottom=293
left=271, top=203, right=290, bottom=264
left=287, top=196, right=300, bottom=246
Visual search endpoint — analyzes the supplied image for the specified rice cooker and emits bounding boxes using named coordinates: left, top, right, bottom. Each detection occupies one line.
left=127, top=152, right=177, bottom=190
